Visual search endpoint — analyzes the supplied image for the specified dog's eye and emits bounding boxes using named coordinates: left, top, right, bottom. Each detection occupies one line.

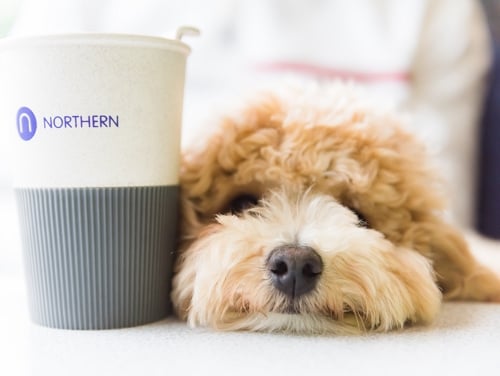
left=350, top=207, right=369, bottom=228
left=225, top=194, right=259, bottom=214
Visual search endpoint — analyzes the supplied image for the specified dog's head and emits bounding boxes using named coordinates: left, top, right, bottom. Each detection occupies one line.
left=172, top=85, right=443, bottom=334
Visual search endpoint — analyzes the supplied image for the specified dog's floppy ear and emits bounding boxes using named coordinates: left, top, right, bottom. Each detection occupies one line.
left=421, top=218, right=500, bottom=302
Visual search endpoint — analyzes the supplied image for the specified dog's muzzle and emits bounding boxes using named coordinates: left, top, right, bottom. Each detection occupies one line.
left=267, top=245, right=323, bottom=299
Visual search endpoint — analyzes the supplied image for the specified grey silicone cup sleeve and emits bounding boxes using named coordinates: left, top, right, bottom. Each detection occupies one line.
left=16, top=186, right=178, bottom=330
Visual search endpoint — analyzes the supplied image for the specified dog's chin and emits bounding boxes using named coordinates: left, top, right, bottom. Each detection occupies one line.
left=280, top=304, right=301, bottom=315
left=272, top=297, right=321, bottom=315
left=219, top=311, right=361, bottom=335
left=217, top=296, right=356, bottom=334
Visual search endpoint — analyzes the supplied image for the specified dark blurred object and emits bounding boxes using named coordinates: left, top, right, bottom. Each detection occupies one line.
left=477, top=0, right=500, bottom=238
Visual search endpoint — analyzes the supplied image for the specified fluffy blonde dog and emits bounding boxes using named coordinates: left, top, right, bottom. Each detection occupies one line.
left=172, top=85, right=500, bottom=334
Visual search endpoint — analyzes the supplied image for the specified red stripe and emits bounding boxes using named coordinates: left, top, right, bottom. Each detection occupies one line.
left=255, top=61, right=410, bottom=83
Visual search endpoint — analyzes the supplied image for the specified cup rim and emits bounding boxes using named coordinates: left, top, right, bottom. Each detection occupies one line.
left=0, top=32, right=191, bottom=55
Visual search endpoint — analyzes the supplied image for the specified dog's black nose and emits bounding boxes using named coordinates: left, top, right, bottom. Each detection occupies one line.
left=267, top=245, right=323, bottom=299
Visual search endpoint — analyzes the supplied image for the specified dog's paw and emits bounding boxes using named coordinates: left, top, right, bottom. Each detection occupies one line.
left=459, top=266, right=500, bottom=303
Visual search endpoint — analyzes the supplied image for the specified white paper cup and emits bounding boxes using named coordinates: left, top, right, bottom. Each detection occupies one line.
left=0, top=32, right=192, bottom=329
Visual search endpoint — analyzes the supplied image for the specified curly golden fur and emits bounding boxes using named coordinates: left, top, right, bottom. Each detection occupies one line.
left=172, top=84, right=500, bottom=334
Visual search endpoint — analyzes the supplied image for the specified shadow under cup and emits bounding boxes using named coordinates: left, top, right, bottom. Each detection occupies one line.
left=0, top=34, right=191, bottom=329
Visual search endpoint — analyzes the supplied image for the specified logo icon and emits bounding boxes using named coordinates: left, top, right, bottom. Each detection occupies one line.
left=17, top=107, right=37, bottom=141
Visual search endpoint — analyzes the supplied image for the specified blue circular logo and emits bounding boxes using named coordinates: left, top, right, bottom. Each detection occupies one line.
left=17, top=107, right=37, bottom=141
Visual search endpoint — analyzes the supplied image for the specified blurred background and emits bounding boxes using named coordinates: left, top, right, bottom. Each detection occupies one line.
left=1, top=0, right=499, bottom=238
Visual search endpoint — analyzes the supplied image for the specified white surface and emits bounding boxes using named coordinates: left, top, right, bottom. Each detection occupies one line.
left=2, top=189, right=500, bottom=376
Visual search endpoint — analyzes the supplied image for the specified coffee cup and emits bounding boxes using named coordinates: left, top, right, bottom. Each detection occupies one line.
left=0, top=29, right=195, bottom=329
